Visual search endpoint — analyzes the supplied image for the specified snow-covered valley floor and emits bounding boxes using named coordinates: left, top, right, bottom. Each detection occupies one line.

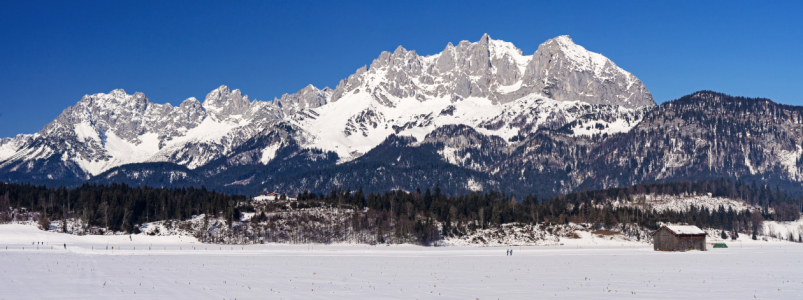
left=1, top=224, right=802, bottom=299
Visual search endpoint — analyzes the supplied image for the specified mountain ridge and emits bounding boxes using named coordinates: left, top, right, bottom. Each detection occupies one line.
left=11, top=36, right=795, bottom=198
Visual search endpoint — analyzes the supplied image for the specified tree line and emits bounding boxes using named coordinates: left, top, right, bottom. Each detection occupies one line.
left=1, top=178, right=801, bottom=244
left=299, top=178, right=802, bottom=243
left=0, top=182, right=245, bottom=233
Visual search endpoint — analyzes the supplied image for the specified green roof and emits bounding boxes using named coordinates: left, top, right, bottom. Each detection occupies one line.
left=712, top=243, right=728, bottom=248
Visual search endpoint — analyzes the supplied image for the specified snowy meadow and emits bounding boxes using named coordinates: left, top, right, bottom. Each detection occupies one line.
left=1, top=224, right=802, bottom=299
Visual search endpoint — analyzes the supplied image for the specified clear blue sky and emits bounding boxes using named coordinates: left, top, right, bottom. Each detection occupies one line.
left=1, top=0, right=801, bottom=138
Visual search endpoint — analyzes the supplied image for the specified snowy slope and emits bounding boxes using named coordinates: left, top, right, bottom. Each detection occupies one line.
left=614, top=194, right=758, bottom=214
left=291, top=91, right=645, bottom=161
left=762, top=219, right=803, bottom=240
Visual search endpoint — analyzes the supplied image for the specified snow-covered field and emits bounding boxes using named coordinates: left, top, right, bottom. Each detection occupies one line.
left=1, top=224, right=802, bottom=299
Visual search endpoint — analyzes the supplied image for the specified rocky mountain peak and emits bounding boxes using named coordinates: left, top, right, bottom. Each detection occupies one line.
left=109, top=89, right=129, bottom=98
left=299, top=84, right=321, bottom=93
left=393, top=45, right=407, bottom=55
left=179, top=97, right=201, bottom=108
left=520, top=35, right=656, bottom=108
left=540, top=35, right=608, bottom=74
left=552, top=35, right=575, bottom=45
left=487, top=36, right=525, bottom=57
left=202, top=85, right=253, bottom=119
left=275, top=84, right=331, bottom=116
left=328, top=34, right=652, bottom=108
left=479, top=33, right=491, bottom=43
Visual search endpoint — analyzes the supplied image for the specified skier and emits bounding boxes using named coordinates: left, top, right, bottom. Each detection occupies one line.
left=510, top=249, right=513, bottom=256
left=63, top=243, right=66, bottom=249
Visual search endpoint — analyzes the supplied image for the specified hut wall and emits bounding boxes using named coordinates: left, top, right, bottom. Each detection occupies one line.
left=676, top=235, right=706, bottom=251
left=653, top=227, right=678, bottom=251
left=653, top=227, right=706, bottom=251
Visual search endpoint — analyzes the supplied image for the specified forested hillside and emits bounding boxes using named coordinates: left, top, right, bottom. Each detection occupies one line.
left=2, top=179, right=801, bottom=245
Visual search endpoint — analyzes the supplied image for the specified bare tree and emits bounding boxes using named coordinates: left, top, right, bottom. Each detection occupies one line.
left=99, top=201, right=109, bottom=229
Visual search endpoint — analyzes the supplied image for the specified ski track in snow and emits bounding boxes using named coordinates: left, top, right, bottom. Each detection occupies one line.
left=1, top=224, right=803, bottom=299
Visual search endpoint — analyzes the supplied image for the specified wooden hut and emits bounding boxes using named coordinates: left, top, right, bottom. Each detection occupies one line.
left=652, top=225, right=707, bottom=251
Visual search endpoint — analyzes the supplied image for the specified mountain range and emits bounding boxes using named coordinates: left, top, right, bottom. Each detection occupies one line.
left=2, top=34, right=801, bottom=197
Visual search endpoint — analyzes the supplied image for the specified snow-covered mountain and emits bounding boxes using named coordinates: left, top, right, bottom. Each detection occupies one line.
left=288, top=34, right=653, bottom=161
left=0, top=85, right=329, bottom=180
left=0, top=34, right=652, bottom=183
left=15, top=35, right=801, bottom=198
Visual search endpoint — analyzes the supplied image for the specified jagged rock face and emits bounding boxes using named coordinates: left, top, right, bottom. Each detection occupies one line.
left=522, top=36, right=655, bottom=108
left=202, top=86, right=253, bottom=120
left=41, top=90, right=204, bottom=144
left=202, top=85, right=289, bottom=123
left=329, top=34, right=530, bottom=104
left=330, top=34, right=654, bottom=109
left=275, top=85, right=332, bottom=116
left=0, top=85, right=292, bottom=178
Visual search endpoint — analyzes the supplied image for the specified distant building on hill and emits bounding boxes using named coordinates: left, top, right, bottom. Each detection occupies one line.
left=652, top=225, right=707, bottom=252
left=254, top=193, right=278, bottom=201
left=253, top=192, right=295, bottom=201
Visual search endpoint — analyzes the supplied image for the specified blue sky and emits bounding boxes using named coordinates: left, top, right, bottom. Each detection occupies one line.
left=1, top=0, right=801, bottom=138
